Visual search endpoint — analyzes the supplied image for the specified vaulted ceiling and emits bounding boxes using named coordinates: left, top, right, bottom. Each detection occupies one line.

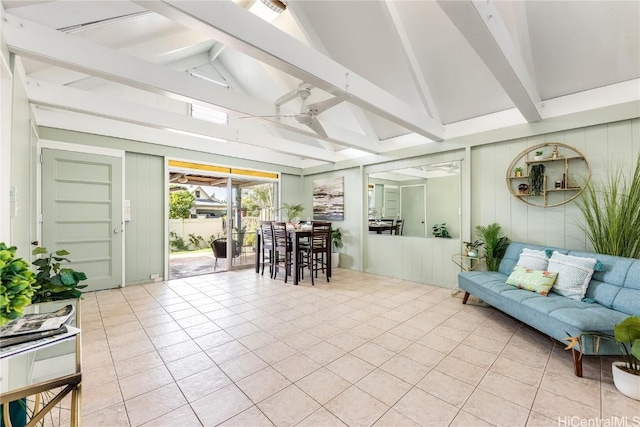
left=2, top=0, right=639, bottom=170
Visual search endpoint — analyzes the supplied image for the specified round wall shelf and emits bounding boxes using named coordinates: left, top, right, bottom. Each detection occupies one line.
left=506, top=142, right=590, bottom=208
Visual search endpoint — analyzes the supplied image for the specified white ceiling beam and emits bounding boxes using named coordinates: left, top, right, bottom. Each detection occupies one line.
left=381, top=2, right=442, bottom=124
left=3, top=13, right=382, bottom=153
left=134, top=0, right=444, bottom=142
left=26, top=79, right=336, bottom=163
left=437, top=0, right=543, bottom=122
left=33, top=108, right=305, bottom=169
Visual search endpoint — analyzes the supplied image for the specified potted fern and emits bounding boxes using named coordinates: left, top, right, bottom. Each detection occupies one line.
left=474, top=223, right=510, bottom=271
left=331, top=228, right=343, bottom=268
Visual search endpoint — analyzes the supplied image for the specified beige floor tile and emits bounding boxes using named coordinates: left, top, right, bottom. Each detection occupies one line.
left=462, top=388, right=530, bottom=427
left=601, top=385, right=640, bottom=419
left=114, top=351, right=164, bottom=379
left=449, top=410, right=494, bottom=427
left=224, top=321, right=262, bottom=339
left=389, top=324, right=427, bottom=341
left=435, top=355, right=487, bottom=386
left=462, top=332, right=507, bottom=355
left=297, top=408, right=348, bottom=427
left=417, top=331, right=460, bottom=354
left=351, top=342, right=396, bottom=367
left=393, top=387, right=459, bottom=426
left=193, top=330, right=235, bottom=350
left=219, top=406, right=274, bottom=426
left=143, top=320, right=182, bottom=337
left=184, top=321, right=222, bottom=339
left=372, top=332, right=412, bottom=352
left=490, top=355, right=545, bottom=387
left=156, top=339, right=202, bottom=363
left=165, top=351, right=215, bottom=380
left=532, top=388, right=601, bottom=422
left=325, top=385, right=389, bottom=427
left=350, top=323, right=385, bottom=340
left=525, top=411, right=562, bottom=427
left=176, top=365, right=233, bottom=402
left=110, top=339, right=157, bottom=362
left=219, top=351, right=269, bottom=381
left=272, top=352, right=322, bottom=382
left=83, top=362, right=118, bottom=391
left=280, top=330, right=322, bottom=351
left=119, top=365, right=174, bottom=400
left=205, top=340, right=250, bottom=364
left=82, top=402, right=130, bottom=427
left=82, top=380, right=123, bottom=416
left=327, top=353, right=376, bottom=383
left=449, top=343, right=498, bottom=369
left=125, top=383, right=188, bottom=426
left=258, top=385, right=321, bottom=427
left=373, top=408, right=421, bottom=427
left=356, top=369, right=412, bottom=406
left=301, top=341, right=346, bottom=365
left=479, top=371, right=538, bottom=409
left=400, top=342, right=446, bottom=368
left=296, top=367, right=352, bottom=405
left=327, top=332, right=369, bottom=352
left=190, top=383, right=254, bottom=427
left=416, top=369, right=474, bottom=408
left=236, top=366, right=292, bottom=403
left=140, top=404, right=203, bottom=427
left=148, top=330, right=192, bottom=349
left=379, top=355, right=431, bottom=384
left=539, top=370, right=600, bottom=407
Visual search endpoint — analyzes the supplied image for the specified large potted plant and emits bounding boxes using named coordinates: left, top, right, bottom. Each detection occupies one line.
left=331, top=228, right=343, bottom=268
left=0, top=243, right=37, bottom=326
left=278, top=203, right=304, bottom=224
left=565, top=315, right=640, bottom=400
left=475, top=223, right=510, bottom=271
left=31, top=247, right=87, bottom=304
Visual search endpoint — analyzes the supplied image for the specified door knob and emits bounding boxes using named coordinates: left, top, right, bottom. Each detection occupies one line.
left=114, top=229, right=121, bottom=234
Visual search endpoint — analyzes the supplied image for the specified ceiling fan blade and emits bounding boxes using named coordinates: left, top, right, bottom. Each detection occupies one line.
left=307, top=94, right=349, bottom=115
left=274, top=82, right=313, bottom=106
left=306, top=116, right=328, bottom=138
left=238, top=114, right=293, bottom=119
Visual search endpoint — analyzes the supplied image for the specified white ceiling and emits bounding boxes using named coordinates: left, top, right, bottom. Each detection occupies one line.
left=2, top=0, right=639, bottom=169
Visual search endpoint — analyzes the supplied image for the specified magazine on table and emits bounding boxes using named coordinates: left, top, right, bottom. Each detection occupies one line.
left=0, top=325, right=80, bottom=358
left=0, top=304, right=75, bottom=351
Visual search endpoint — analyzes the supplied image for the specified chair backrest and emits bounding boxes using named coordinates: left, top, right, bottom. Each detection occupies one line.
left=395, top=219, right=404, bottom=235
left=212, top=238, right=227, bottom=259
left=272, top=222, right=288, bottom=249
left=261, top=221, right=274, bottom=248
left=311, top=222, right=331, bottom=250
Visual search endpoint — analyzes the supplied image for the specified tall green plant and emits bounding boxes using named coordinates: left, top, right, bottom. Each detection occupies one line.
left=0, top=243, right=36, bottom=325
left=575, top=157, right=640, bottom=258
left=475, top=223, right=511, bottom=271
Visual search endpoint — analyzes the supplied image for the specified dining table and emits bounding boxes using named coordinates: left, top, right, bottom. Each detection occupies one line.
left=254, top=226, right=332, bottom=285
left=368, top=222, right=394, bottom=234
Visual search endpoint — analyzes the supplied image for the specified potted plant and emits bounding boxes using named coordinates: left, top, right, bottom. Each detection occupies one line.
left=463, top=240, right=483, bottom=258
left=432, top=223, right=451, bottom=238
left=514, top=167, right=523, bottom=177
left=534, top=150, right=544, bottom=161
left=331, top=228, right=343, bottom=268
left=278, top=203, right=304, bottom=224
left=0, top=243, right=37, bottom=326
left=474, top=223, right=510, bottom=271
left=30, top=247, right=87, bottom=305
left=565, top=315, right=640, bottom=400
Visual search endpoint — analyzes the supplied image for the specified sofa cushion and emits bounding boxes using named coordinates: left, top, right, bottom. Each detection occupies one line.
left=548, top=251, right=597, bottom=301
left=516, top=248, right=550, bottom=270
left=506, top=266, right=557, bottom=295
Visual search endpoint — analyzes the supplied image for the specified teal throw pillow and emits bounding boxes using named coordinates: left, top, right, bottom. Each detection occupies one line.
left=506, top=266, right=558, bottom=296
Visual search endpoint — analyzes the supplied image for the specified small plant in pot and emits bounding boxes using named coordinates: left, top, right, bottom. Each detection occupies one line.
left=565, top=315, right=640, bottom=400
left=331, top=228, right=343, bottom=268
left=463, top=240, right=483, bottom=258
left=432, top=223, right=451, bottom=238
left=514, top=167, right=523, bottom=178
left=0, top=243, right=37, bottom=326
left=534, top=150, right=544, bottom=161
left=31, top=247, right=88, bottom=303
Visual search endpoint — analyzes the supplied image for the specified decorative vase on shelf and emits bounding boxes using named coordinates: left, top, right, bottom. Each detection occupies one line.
left=467, top=250, right=478, bottom=258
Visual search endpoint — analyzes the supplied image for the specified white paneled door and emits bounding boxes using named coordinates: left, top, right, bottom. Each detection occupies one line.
left=401, top=185, right=426, bottom=237
left=41, top=149, right=123, bottom=291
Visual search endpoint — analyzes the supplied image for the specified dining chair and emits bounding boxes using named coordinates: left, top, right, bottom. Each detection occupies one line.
left=211, top=238, right=241, bottom=271
left=260, top=221, right=274, bottom=277
left=304, top=222, right=331, bottom=285
left=394, top=219, right=404, bottom=235
left=271, top=221, right=292, bottom=282
left=381, top=218, right=395, bottom=234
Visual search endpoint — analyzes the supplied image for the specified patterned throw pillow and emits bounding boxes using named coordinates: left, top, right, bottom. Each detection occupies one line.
left=547, top=251, right=597, bottom=300
left=505, top=266, right=558, bottom=295
left=516, top=248, right=550, bottom=270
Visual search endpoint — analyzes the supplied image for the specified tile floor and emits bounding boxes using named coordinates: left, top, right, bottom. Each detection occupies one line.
left=66, top=268, right=637, bottom=426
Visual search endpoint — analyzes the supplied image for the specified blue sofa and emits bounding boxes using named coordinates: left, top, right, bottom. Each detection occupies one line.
left=458, top=242, right=640, bottom=377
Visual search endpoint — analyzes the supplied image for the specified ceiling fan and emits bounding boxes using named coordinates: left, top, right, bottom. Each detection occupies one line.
left=240, top=83, right=348, bottom=138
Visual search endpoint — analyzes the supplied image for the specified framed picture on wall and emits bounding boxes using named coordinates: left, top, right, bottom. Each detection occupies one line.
left=313, top=176, right=344, bottom=221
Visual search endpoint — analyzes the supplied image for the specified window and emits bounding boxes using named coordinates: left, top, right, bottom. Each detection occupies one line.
left=195, top=190, right=200, bottom=198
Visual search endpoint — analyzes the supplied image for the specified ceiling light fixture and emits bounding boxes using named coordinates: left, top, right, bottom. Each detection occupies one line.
left=249, top=0, right=286, bottom=23
left=177, top=175, right=189, bottom=184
